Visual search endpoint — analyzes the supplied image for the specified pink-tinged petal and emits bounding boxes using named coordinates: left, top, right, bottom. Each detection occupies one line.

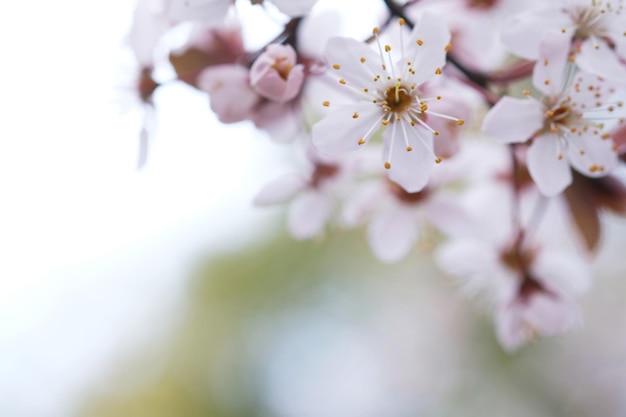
left=250, top=44, right=304, bottom=102
left=532, top=31, right=571, bottom=96
left=425, top=192, right=474, bottom=237
left=384, top=125, right=435, bottom=193
left=129, top=0, right=171, bottom=66
left=271, top=0, right=318, bottom=17
left=532, top=250, right=591, bottom=296
left=577, top=38, right=626, bottom=84
left=527, top=133, right=573, bottom=196
left=312, top=103, right=382, bottom=156
left=367, top=205, right=418, bottom=263
left=500, top=8, right=569, bottom=60
left=254, top=174, right=307, bottom=206
left=287, top=190, right=332, bottom=239
left=405, top=12, right=451, bottom=83
left=567, top=131, right=618, bottom=178
left=252, top=101, right=302, bottom=143
left=198, top=65, right=260, bottom=123
left=435, top=239, right=500, bottom=292
left=167, top=0, right=231, bottom=25
left=523, top=294, right=578, bottom=335
left=324, top=37, right=382, bottom=90
left=482, top=97, right=544, bottom=143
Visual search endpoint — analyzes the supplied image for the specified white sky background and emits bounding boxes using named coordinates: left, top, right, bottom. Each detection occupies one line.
left=0, top=1, right=288, bottom=416
left=0, top=0, right=388, bottom=415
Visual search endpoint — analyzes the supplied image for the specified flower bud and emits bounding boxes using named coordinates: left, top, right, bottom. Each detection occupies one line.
left=249, top=44, right=304, bottom=103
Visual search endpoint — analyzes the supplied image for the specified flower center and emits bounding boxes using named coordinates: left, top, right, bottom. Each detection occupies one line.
left=568, top=5, right=606, bottom=41
left=272, top=56, right=293, bottom=80
left=383, top=83, right=413, bottom=114
left=467, top=0, right=499, bottom=9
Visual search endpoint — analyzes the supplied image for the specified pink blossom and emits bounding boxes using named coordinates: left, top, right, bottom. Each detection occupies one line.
left=312, top=14, right=464, bottom=193
left=198, top=64, right=260, bottom=123
left=250, top=44, right=305, bottom=103
left=254, top=149, right=363, bottom=239
left=501, top=0, right=626, bottom=83
left=483, top=33, right=621, bottom=196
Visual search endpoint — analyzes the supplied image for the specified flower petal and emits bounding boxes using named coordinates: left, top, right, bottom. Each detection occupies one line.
left=287, top=190, right=332, bottom=239
left=532, top=31, right=571, bottom=96
left=566, top=131, right=618, bottom=178
left=312, top=103, right=381, bottom=156
left=527, top=133, right=573, bottom=196
left=501, top=8, right=570, bottom=60
left=324, top=37, right=382, bottom=90
left=367, top=205, right=417, bottom=263
left=482, top=97, right=544, bottom=143
left=254, top=174, right=307, bottom=206
left=577, top=38, right=626, bottom=84
left=384, top=124, right=435, bottom=193
left=404, top=11, right=451, bottom=83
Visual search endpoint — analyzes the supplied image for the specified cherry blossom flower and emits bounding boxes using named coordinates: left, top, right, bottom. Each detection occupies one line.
left=250, top=44, right=305, bottom=103
left=483, top=33, right=622, bottom=196
left=198, top=64, right=260, bottom=123
left=501, top=0, right=626, bottom=82
left=435, top=182, right=591, bottom=351
left=254, top=148, right=369, bottom=239
left=312, top=14, right=464, bottom=193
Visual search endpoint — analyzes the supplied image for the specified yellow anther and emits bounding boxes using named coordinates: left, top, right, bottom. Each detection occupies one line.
left=546, top=110, right=554, bottom=117
left=360, top=57, right=366, bottom=63
left=580, top=149, right=586, bottom=155
left=523, top=89, right=531, bottom=95
left=417, top=39, right=424, bottom=46
left=435, top=68, right=442, bottom=75
left=373, top=27, right=379, bottom=35
left=358, top=138, right=365, bottom=145
left=381, top=120, right=389, bottom=126
left=435, top=157, right=442, bottom=164
left=601, top=133, right=611, bottom=139
left=558, top=153, right=563, bottom=160
left=457, top=119, right=465, bottom=126
left=434, top=131, right=440, bottom=136
left=406, top=146, right=413, bottom=151
left=445, top=44, right=451, bottom=51
left=385, top=45, right=391, bottom=52
left=398, top=18, right=405, bottom=26
left=562, top=28, right=566, bottom=33
left=352, top=112, right=359, bottom=119
left=544, top=79, right=550, bottom=85
left=590, top=165, right=599, bottom=173
left=332, top=64, right=341, bottom=70
left=364, top=88, right=369, bottom=93
left=384, top=162, right=391, bottom=169
left=322, top=101, right=330, bottom=107
left=339, top=78, right=346, bottom=85
left=436, top=96, right=441, bottom=100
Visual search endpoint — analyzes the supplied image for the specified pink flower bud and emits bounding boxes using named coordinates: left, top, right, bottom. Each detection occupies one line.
left=249, top=44, right=304, bottom=103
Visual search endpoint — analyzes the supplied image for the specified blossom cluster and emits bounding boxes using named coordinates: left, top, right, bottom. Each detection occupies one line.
left=127, top=0, right=626, bottom=351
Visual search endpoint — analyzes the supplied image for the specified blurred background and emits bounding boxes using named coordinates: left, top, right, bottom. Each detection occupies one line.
left=2, top=1, right=626, bottom=416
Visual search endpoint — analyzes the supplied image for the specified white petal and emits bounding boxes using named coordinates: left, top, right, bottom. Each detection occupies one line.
left=384, top=125, right=435, bottom=193
left=482, top=97, right=544, bottom=143
left=287, top=191, right=332, bottom=239
left=167, top=0, right=230, bottom=24
left=500, top=8, right=569, bottom=60
left=367, top=205, right=418, bottom=263
left=523, top=294, right=579, bottom=336
left=566, top=131, right=618, bottom=178
left=527, top=133, right=573, bottom=196
left=532, top=31, right=571, bottom=96
left=271, top=0, right=318, bottom=16
left=312, top=103, right=381, bottom=156
left=254, top=174, right=307, bottom=206
left=324, top=37, right=382, bottom=90
left=425, top=192, right=474, bottom=237
left=577, top=38, right=626, bottom=84
left=532, top=250, right=591, bottom=296
left=404, top=11, right=451, bottom=83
